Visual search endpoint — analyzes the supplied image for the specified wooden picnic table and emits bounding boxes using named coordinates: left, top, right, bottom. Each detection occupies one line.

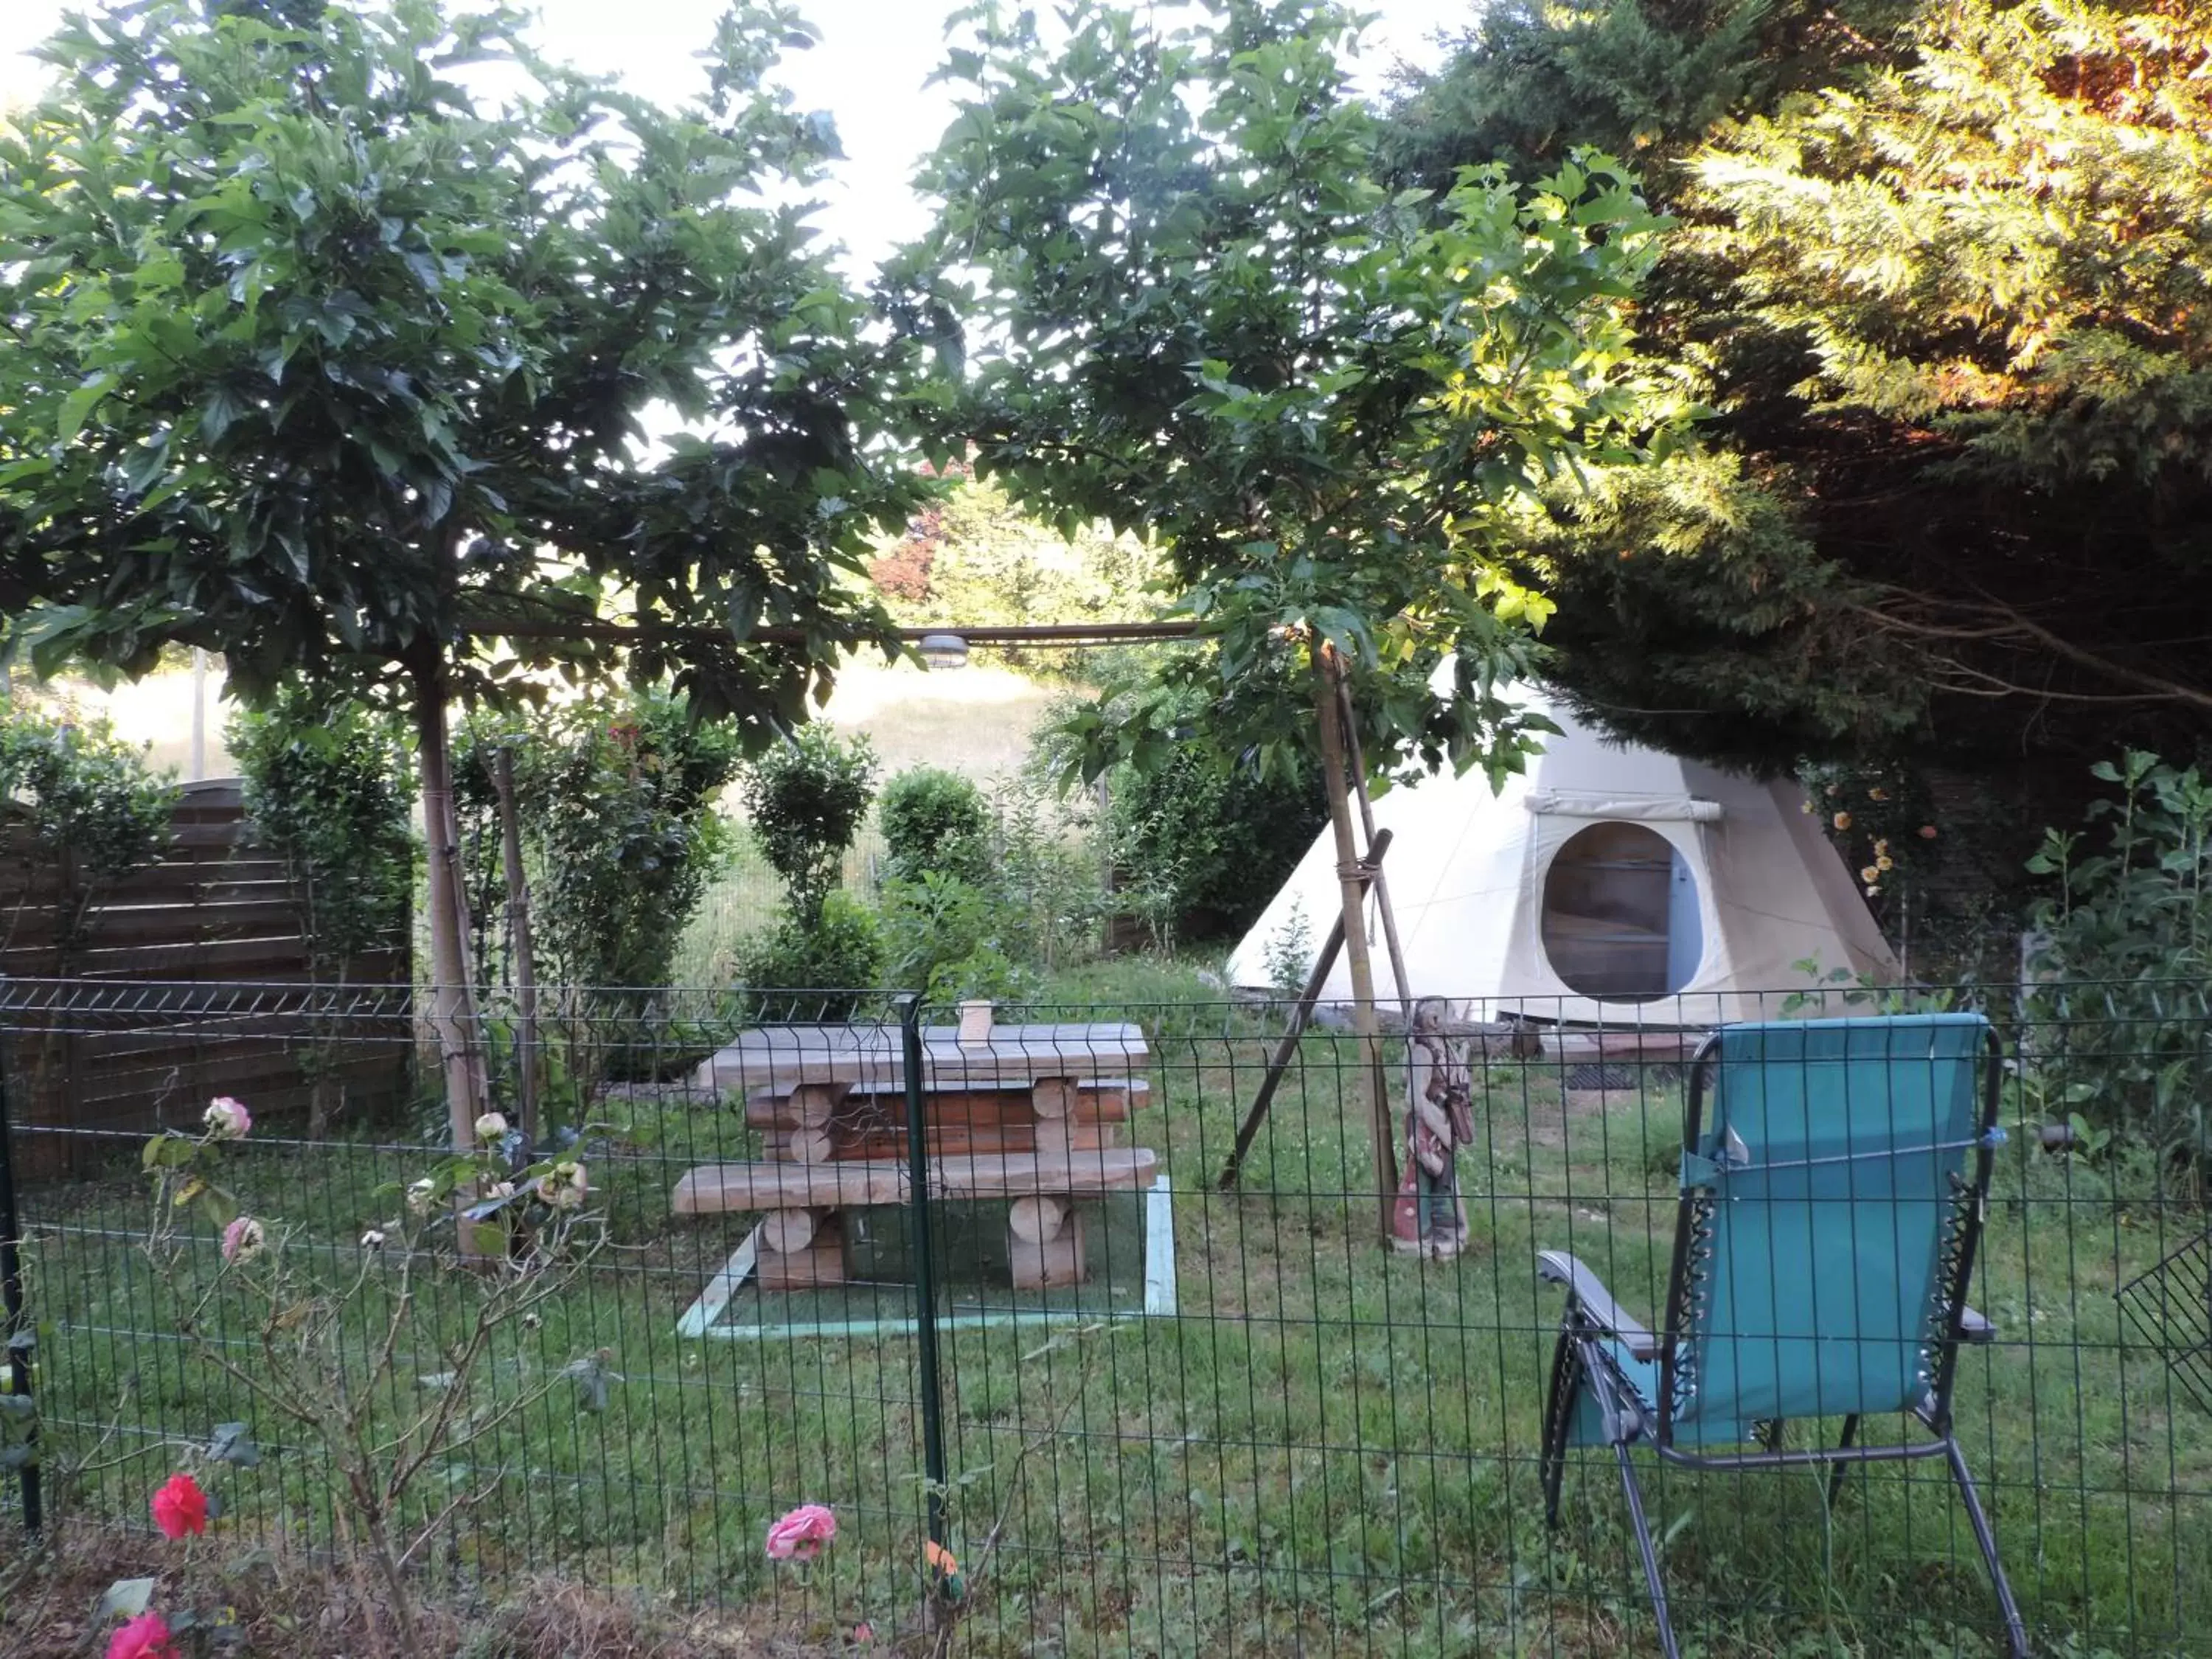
left=678, top=1018, right=1158, bottom=1294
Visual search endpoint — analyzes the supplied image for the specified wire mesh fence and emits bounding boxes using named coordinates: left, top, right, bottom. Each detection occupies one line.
left=0, top=977, right=2206, bottom=1655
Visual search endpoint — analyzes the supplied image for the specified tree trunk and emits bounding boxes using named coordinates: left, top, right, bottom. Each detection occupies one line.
left=490, top=746, right=540, bottom=1147
left=1312, top=651, right=1399, bottom=1241
left=409, top=652, right=491, bottom=1158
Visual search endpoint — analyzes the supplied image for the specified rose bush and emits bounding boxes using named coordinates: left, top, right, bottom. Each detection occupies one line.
left=108, top=1092, right=619, bottom=1657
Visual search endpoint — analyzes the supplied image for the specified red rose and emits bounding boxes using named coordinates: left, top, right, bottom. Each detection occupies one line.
left=107, top=1613, right=177, bottom=1659
left=150, top=1472, right=208, bottom=1540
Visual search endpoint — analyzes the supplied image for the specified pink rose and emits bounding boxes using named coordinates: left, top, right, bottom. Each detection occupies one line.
left=203, top=1096, right=251, bottom=1140
left=220, top=1216, right=264, bottom=1263
left=765, top=1502, right=836, bottom=1562
left=107, top=1613, right=178, bottom=1659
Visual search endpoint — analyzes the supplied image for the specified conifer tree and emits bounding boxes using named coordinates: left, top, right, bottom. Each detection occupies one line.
left=1393, top=0, right=2212, bottom=782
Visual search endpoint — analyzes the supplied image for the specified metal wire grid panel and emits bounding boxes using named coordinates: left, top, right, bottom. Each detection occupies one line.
left=2118, top=1229, right=2212, bottom=1416
left=0, top=979, right=2204, bottom=1656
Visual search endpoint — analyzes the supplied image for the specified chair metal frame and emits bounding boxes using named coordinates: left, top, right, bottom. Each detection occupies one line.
left=1536, top=1019, right=2030, bottom=1658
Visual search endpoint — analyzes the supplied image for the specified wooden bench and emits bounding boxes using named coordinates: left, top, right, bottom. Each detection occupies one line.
left=675, top=1149, right=1159, bottom=1290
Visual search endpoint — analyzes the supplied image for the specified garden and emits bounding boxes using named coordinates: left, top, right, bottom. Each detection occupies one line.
left=1, top=0, right=2209, bottom=1656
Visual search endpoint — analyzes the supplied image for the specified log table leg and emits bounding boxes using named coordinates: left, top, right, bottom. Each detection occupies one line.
left=754, top=1089, right=848, bottom=1291
left=764, top=1127, right=835, bottom=1165
left=757, top=1207, right=845, bottom=1290
left=1009, top=1194, right=1085, bottom=1290
left=1028, top=1074, right=1110, bottom=1158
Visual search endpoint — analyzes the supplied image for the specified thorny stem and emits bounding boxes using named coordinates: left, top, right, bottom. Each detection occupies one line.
left=136, top=1205, right=599, bottom=1659
left=928, top=1322, right=1122, bottom=1657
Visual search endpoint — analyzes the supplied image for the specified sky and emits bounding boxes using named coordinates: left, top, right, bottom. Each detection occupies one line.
left=0, top=0, right=1477, bottom=274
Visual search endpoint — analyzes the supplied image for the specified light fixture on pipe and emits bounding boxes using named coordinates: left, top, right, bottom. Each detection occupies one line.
left=917, top=632, right=970, bottom=670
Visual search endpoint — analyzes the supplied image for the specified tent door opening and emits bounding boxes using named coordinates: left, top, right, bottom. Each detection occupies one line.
left=1539, top=821, right=1704, bottom=1002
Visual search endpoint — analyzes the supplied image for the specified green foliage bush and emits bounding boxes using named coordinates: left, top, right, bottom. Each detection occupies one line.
left=1032, top=653, right=1332, bottom=945
left=878, top=766, right=990, bottom=885
left=1104, top=746, right=1323, bottom=945
left=989, top=773, right=1106, bottom=973
left=2024, top=751, right=2212, bottom=1163
left=733, top=890, right=884, bottom=1018
left=878, top=872, right=1034, bottom=1006
left=509, top=690, right=745, bottom=993
left=737, top=727, right=877, bottom=924
left=229, top=686, right=415, bottom=979
left=0, top=706, right=176, bottom=892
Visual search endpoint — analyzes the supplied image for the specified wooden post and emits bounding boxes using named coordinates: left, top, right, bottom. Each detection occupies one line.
left=1313, top=652, right=1400, bottom=1239
left=189, top=649, right=208, bottom=782
left=490, top=746, right=540, bottom=1147
left=1336, top=677, right=1413, bottom=1020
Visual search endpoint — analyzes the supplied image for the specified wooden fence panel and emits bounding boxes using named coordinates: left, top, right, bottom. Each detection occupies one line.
left=0, top=779, right=416, bottom=1172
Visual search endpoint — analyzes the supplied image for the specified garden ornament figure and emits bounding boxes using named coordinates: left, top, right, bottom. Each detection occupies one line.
left=1394, top=998, right=1475, bottom=1257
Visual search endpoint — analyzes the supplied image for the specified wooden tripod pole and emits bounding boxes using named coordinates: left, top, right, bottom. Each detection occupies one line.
left=1313, top=651, right=1400, bottom=1239
left=1336, top=676, right=1413, bottom=1021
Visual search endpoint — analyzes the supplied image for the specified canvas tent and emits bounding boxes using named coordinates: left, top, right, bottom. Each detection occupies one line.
left=1225, top=684, right=1896, bottom=1026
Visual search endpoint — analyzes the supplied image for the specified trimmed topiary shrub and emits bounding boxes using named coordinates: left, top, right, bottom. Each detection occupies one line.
left=878, top=765, right=991, bottom=885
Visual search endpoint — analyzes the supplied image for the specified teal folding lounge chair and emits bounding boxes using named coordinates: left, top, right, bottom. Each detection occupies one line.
left=1536, top=1014, right=2028, bottom=1658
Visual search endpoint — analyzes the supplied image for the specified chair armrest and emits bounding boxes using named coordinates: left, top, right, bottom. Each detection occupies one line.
left=1958, top=1305, right=1994, bottom=1343
left=1538, top=1250, right=1658, bottom=1360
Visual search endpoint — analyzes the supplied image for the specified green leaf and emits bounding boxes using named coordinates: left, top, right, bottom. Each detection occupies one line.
left=200, top=383, right=250, bottom=442
left=143, top=1133, right=197, bottom=1170
left=208, top=1421, right=260, bottom=1468
left=563, top=1351, right=625, bottom=1413
left=57, top=372, right=116, bottom=445
left=98, top=1578, right=157, bottom=1621
left=199, top=1184, right=240, bottom=1228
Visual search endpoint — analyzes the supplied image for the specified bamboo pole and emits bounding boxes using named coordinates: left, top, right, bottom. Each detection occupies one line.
left=1313, top=651, right=1400, bottom=1239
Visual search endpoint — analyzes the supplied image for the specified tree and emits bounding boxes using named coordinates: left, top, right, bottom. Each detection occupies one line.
left=1391, top=0, right=2212, bottom=789
left=893, top=0, right=1683, bottom=782
left=0, top=1, right=928, bottom=1147
left=1382, top=0, right=1912, bottom=196
left=891, top=0, right=1682, bottom=1234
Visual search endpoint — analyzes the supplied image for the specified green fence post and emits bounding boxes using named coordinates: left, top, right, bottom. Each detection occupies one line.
left=898, top=994, right=948, bottom=1554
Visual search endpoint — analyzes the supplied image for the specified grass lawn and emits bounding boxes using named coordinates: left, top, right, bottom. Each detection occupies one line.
left=8, top=988, right=2207, bottom=1658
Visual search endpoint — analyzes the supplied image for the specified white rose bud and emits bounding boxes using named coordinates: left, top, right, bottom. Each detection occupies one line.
left=474, top=1112, right=509, bottom=1143
left=360, top=1228, right=387, bottom=1250
left=538, top=1161, right=587, bottom=1211
left=406, top=1178, right=439, bottom=1215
